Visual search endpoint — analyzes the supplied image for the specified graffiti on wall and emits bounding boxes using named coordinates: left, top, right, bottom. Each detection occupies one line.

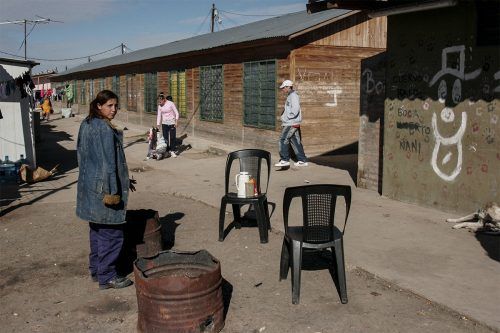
left=296, top=68, right=343, bottom=108
left=325, top=85, right=343, bottom=107
left=495, top=70, right=500, bottom=93
left=427, top=45, right=484, bottom=181
left=297, top=67, right=343, bottom=107
left=387, top=43, right=498, bottom=186
left=362, top=68, right=385, bottom=95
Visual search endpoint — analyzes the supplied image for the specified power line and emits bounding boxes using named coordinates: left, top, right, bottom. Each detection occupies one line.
left=218, top=9, right=281, bottom=17
left=218, top=11, right=240, bottom=28
left=17, top=22, right=38, bottom=52
left=0, top=44, right=124, bottom=62
left=193, top=7, right=213, bottom=35
left=0, top=18, right=62, bottom=59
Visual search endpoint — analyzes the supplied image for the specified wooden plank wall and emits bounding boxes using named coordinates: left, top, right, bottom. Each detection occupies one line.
left=292, top=45, right=384, bottom=154
left=310, top=15, right=386, bottom=48
left=180, top=62, right=283, bottom=151
left=157, top=71, right=169, bottom=97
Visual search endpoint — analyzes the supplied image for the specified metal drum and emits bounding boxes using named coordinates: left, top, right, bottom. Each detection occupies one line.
left=126, top=209, right=163, bottom=258
left=134, top=250, right=225, bottom=333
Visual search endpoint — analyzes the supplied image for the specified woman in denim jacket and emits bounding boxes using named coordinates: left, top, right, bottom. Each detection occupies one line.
left=76, top=90, right=136, bottom=289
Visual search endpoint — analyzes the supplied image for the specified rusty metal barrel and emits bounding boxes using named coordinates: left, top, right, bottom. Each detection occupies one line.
left=134, top=250, right=225, bottom=333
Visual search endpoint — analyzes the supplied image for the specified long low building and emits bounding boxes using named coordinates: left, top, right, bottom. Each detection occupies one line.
left=52, top=9, right=386, bottom=160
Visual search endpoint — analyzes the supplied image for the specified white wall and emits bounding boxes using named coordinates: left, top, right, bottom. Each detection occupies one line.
left=0, top=62, right=36, bottom=167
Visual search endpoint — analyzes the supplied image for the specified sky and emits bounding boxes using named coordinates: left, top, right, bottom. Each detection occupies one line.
left=0, top=0, right=306, bottom=74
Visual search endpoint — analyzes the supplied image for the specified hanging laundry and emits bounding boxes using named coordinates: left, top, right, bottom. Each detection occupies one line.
left=65, top=84, right=74, bottom=100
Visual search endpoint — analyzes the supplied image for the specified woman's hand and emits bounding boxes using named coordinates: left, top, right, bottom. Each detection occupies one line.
left=129, top=177, right=137, bottom=192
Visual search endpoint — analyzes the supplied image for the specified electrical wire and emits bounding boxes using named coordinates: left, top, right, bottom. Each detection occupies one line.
left=218, top=12, right=240, bottom=28
left=193, top=8, right=213, bottom=36
left=0, top=44, right=123, bottom=62
left=218, top=9, right=281, bottom=17
left=17, top=22, right=38, bottom=52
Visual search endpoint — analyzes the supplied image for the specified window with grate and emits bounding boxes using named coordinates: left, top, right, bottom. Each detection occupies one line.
left=112, top=76, right=120, bottom=97
left=126, top=74, right=137, bottom=111
left=200, top=65, right=223, bottom=122
left=72, top=80, right=78, bottom=102
left=243, top=60, right=276, bottom=129
left=89, top=79, right=95, bottom=101
left=144, top=72, right=157, bottom=113
left=169, top=70, right=187, bottom=118
left=80, top=80, right=86, bottom=105
left=72, top=80, right=77, bottom=100
left=98, top=78, right=105, bottom=92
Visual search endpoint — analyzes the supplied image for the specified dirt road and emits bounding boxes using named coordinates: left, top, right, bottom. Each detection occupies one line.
left=0, top=118, right=495, bottom=332
left=0, top=179, right=494, bottom=333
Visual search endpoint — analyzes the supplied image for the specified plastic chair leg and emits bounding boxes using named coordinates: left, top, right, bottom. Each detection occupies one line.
left=232, top=204, right=242, bottom=229
left=291, top=240, right=302, bottom=304
left=218, top=198, right=227, bottom=242
left=255, top=200, right=268, bottom=243
left=264, top=198, right=271, bottom=230
left=279, top=238, right=290, bottom=281
left=333, top=238, right=348, bottom=304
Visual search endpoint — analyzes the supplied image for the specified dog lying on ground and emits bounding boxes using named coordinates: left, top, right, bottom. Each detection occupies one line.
left=446, top=202, right=500, bottom=234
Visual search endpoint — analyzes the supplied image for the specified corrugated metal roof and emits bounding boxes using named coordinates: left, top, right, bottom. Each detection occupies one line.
left=55, top=9, right=352, bottom=77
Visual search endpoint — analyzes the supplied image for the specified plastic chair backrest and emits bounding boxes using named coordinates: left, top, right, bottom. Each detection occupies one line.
left=283, top=184, right=351, bottom=243
left=224, top=149, right=271, bottom=195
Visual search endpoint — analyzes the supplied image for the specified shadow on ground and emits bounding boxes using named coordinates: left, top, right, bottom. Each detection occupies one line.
left=280, top=248, right=346, bottom=304
left=475, top=233, right=500, bottom=262
left=37, top=120, right=77, bottom=174
left=309, top=142, right=358, bottom=184
left=118, top=209, right=185, bottom=275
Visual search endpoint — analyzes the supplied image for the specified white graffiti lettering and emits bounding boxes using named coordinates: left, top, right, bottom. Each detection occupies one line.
left=362, top=69, right=385, bottom=95
left=429, top=45, right=482, bottom=87
left=431, top=111, right=467, bottom=182
left=494, top=70, right=500, bottom=93
left=325, top=85, right=343, bottom=107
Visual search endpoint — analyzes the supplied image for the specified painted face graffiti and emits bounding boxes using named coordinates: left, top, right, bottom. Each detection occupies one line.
left=428, top=45, right=482, bottom=182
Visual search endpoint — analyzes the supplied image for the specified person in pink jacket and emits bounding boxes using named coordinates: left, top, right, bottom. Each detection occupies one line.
left=156, top=93, right=179, bottom=157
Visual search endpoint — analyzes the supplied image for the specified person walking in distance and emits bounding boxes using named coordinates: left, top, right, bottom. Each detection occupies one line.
left=76, top=90, right=137, bottom=290
left=41, top=95, right=52, bottom=122
left=274, top=80, right=308, bottom=167
left=156, top=93, right=179, bottom=158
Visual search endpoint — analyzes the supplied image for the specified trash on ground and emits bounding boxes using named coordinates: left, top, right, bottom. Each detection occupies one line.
left=20, top=164, right=58, bottom=183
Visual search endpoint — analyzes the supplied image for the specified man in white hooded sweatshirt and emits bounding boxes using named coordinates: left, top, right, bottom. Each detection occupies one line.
left=275, top=80, right=308, bottom=167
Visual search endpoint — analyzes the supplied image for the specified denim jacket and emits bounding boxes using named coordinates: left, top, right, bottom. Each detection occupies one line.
left=76, top=117, right=129, bottom=224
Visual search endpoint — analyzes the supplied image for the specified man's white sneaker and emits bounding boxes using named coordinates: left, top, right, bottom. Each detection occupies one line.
left=170, top=151, right=177, bottom=158
left=294, top=161, right=308, bottom=167
left=274, top=160, right=290, bottom=167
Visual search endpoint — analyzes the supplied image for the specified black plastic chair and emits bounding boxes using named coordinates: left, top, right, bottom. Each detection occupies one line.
left=279, top=184, right=351, bottom=304
left=218, top=149, right=271, bottom=243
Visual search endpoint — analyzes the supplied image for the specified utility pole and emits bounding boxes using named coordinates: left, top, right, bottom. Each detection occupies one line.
left=121, top=43, right=125, bottom=54
left=0, top=18, right=61, bottom=60
left=24, top=20, right=27, bottom=60
left=211, top=3, right=215, bottom=33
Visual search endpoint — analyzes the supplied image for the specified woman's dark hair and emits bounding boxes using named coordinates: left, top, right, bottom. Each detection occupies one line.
left=88, top=90, right=119, bottom=120
left=166, top=95, right=173, bottom=101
